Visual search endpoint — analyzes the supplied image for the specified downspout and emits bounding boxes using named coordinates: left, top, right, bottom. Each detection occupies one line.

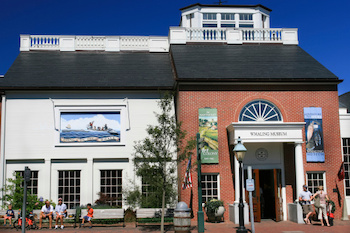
left=0, top=94, right=6, bottom=206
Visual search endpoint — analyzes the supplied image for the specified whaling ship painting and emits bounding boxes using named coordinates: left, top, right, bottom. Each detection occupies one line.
left=60, top=112, right=121, bottom=143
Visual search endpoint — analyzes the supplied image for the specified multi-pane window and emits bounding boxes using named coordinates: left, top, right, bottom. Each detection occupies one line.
left=203, top=24, right=218, bottom=28
left=221, top=13, right=235, bottom=20
left=16, top=171, right=39, bottom=195
left=58, top=170, right=81, bottom=209
left=221, top=24, right=235, bottom=28
left=343, top=138, right=350, bottom=196
left=201, top=174, right=219, bottom=203
left=203, top=13, right=217, bottom=20
left=239, top=24, right=254, bottom=28
left=306, top=172, right=325, bottom=194
left=141, top=178, right=155, bottom=199
left=239, top=13, right=253, bottom=20
left=100, top=170, right=122, bottom=207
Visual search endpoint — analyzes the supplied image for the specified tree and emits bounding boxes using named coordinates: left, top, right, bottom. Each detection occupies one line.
left=1, top=172, right=41, bottom=211
left=133, top=92, right=195, bottom=233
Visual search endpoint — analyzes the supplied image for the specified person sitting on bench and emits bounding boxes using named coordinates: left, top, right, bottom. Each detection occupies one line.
left=39, top=201, right=53, bottom=229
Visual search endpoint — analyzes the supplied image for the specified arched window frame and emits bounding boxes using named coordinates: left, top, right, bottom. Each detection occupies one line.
left=239, top=100, right=283, bottom=122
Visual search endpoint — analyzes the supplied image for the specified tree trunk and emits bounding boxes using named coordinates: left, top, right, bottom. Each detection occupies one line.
left=161, top=189, right=165, bottom=233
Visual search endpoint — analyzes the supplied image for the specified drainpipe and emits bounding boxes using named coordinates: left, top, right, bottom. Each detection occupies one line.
left=0, top=94, right=6, bottom=206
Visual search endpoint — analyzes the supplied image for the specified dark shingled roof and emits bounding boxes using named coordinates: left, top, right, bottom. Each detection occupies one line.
left=2, top=51, right=174, bottom=90
left=339, top=92, right=350, bottom=112
left=171, top=44, right=339, bottom=81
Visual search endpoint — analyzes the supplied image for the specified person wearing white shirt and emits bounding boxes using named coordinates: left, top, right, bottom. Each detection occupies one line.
left=39, top=201, right=54, bottom=229
left=55, top=198, right=67, bottom=229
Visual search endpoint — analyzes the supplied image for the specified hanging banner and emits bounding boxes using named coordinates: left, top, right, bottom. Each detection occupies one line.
left=199, top=108, right=218, bottom=163
left=304, top=107, right=325, bottom=162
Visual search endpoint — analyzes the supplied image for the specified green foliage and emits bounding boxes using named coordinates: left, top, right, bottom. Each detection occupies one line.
left=0, top=173, right=42, bottom=211
left=94, top=192, right=121, bottom=207
left=123, top=186, right=142, bottom=209
left=130, top=92, right=195, bottom=232
left=327, top=199, right=336, bottom=213
left=204, top=199, right=224, bottom=214
left=131, top=92, right=195, bottom=209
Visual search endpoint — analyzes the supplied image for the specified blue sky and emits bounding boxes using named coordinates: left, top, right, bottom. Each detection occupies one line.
left=1, top=0, right=349, bottom=94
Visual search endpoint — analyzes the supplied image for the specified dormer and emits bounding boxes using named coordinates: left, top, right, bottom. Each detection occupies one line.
left=180, top=3, right=271, bottom=29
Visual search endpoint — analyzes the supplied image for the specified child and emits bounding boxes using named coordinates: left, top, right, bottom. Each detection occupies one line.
left=81, top=203, right=93, bottom=229
left=4, top=204, right=15, bottom=226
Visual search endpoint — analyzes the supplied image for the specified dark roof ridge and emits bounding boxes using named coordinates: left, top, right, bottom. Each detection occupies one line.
left=180, top=3, right=272, bottom=12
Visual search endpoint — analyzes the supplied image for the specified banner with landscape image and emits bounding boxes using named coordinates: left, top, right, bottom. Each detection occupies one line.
left=60, top=112, right=121, bottom=143
left=199, top=108, right=218, bottom=163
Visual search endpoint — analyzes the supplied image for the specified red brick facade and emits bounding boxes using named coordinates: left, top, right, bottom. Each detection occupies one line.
left=177, top=90, right=344, bottom=221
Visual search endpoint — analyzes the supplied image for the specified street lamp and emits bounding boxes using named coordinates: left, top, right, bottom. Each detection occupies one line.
left=233, top=137, right=248, bottom=233
left=197, top=133, right=205, bottom=233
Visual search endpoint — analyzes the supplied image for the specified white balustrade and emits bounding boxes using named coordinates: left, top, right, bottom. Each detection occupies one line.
left=241, top=28, right=282, bottom=42
left=182, top=27, right=296, bottom=44
left=30, top=35, right=60, bottom=50
left=186, top=28, right=227, bottom=41
left=76, top=36, right=105, bottom=50
left=19, top=27, right=297, bottom=52
left=120, top=37, right=149, bottom=50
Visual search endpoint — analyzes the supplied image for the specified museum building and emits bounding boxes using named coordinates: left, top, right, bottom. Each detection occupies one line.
left=0, top=3, right=346, bottom=222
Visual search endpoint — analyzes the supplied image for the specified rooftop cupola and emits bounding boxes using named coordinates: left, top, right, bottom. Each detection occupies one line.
left=169, top=3, right=298, bottom=45
left=179, top=3, right=271, bottom=29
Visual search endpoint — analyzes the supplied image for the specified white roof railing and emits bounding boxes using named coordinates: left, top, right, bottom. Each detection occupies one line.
left=20, top=27, right=298, bottom=52
left=169, top=27, right=298, bottom=45
left=20, top=35, right=169, bottom=52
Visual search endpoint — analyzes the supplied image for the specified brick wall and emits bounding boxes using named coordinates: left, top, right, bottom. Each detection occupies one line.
left=177, top=90, right=344, bottom=220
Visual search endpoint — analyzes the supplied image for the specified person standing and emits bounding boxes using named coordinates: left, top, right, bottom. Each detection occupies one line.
left=39, top=200, right=54, bottom=229
left=299, top=185, right=313, bottom=224
left=313, top=186, right=330, bottom=227
left=55, top=198, right=67, bottom=229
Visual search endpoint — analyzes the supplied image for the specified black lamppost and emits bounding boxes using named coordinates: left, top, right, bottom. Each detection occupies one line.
left=233, top=137, right=248, bottom=233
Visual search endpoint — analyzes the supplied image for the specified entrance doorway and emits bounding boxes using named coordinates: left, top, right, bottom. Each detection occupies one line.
left=246, top=169, right=283, bottom=222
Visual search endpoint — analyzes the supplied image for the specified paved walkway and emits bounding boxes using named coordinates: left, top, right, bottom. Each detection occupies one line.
left=1, top=220, right=349, bottom=233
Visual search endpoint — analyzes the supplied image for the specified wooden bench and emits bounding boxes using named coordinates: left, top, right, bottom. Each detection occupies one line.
left=135, top=208, right=174, bottom=227
left=80, top=209, right=125, bottom=227
left=33, top=209, right=77, bottom=228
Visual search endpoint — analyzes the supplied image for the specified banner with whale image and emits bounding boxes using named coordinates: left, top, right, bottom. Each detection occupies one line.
left=60, top=112, right=121, bottom=143
left=304, top=107, right=324, bottom=162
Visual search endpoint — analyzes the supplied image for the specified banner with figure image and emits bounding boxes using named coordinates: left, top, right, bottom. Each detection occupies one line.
left=199, top=108, right=218, bottom=163
left=304, top=107, right=324, bottom=162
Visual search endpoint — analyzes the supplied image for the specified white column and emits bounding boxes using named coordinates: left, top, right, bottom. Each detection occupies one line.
left=88, top=158, right=94, bottom=204
left=44, top=158, right=51, bottom=200
left=234, top=13, right=239, bottom=28
left=295, top=143, right=304, bottom=199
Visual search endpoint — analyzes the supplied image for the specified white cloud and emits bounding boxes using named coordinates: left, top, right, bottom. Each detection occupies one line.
left=61, top=114, right=120, bottom=130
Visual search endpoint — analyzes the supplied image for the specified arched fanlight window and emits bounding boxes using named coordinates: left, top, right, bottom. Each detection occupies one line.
left=239, top=100, right=282, bottom=122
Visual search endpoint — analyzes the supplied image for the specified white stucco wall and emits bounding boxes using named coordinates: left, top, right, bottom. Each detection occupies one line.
left=1, top=91, right=175, bottom=207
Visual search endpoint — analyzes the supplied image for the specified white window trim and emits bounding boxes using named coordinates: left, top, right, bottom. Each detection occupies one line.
left=52, top=100, right=128, bottom=147
left=202, top=173, right=221, bottom=202
left=306, top=171, right=327, bottom=193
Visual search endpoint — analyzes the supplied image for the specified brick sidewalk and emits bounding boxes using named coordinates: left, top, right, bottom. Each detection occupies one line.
left=1, top=220, right=349, bottom=233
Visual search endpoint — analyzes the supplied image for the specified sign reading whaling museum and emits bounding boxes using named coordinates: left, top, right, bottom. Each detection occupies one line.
left=304, top=107, right=325, bottom=162
left=199, top=108, right=218, bottom=163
